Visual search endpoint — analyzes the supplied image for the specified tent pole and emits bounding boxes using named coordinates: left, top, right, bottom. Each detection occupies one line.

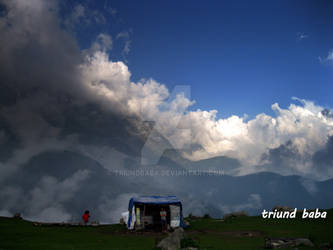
left=143, top=204, right=146, bottom=229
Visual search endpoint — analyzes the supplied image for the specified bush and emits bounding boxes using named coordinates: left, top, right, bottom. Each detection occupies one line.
left=203, top=213, right=211, bottom=219
left=308, top=234, right=317, bottom=244
left=181, top=237, right=199, bottom=248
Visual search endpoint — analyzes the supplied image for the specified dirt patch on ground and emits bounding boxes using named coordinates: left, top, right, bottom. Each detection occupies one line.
left=98, top=229, right=169, bottom=237
left=187, top=229, right=265, bottom=237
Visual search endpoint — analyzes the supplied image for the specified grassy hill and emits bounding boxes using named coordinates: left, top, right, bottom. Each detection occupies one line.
left=1, top=209, right=332, bottom=250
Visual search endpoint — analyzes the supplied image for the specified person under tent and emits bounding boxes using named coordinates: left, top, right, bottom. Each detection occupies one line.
left=160, top=207, right=167, bottom=232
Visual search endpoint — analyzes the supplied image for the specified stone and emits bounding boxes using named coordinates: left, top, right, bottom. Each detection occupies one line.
left=13, top=213, right=22, bottom=219
left=223, top=210, right=248, bottom=219
left=273, top=205, right=293, bottom=212
left=319, top=242, right=333, bottom=249
left=157, top=228, right=185, bottom=250
left=264, top=238, right=314, bottom=249
left=294, top=238, right=314, bottom=247
left=183, top=220, right=190, bottom=227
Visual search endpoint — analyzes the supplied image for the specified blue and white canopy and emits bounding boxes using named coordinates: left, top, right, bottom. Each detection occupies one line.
left=127, top=195, right=185, bottom=229
left=128, top=195, right=182, bottom=208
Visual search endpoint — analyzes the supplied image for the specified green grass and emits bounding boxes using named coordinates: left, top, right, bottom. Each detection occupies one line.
left=0, top=218, right=155, bottom=250
left=1, top=209, right=332, bottom=249
left=186, top=209, right=333, bottom=249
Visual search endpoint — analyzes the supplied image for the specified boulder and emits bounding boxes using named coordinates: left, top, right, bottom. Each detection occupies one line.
left=223, top=210, right=248, bottom=219
left=272, top=205, right=293, bottom=212
left=91, top=221, right=99, bottom=226
left=294, top=238, right=314, bottom=247
left=13, top=213, right=22, bottom=219
left=320, top=242, right=333, bottom=249
left=157, top=228, right=185, bottom=250
left=183, top=220, right=190, bottom=227
left=265, top=238, right=314, bottom=248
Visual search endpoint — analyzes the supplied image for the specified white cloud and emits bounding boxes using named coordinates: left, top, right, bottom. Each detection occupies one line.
left=116, top=31, right=130, bottom=40
left=297, top=32, right=308, bottom=41
left=64, top=3, right=106, bottom=29
left=0, top=186, right=23, bottom=211
left=1, top=159, right=90, bottom=222
left=219, top=194, right=262, bottom=214
left=123, top=40, right=131, bottom=55
left=77, top=45, right=333, bottom=178
left=116, top=30, right=132, bottom=60
left=98, top=193, right=138, bottom=224
left=35, top=206, right=72, bottom=223
left=90, top=33, right=113, bottom=53
left=0, top=209, right=12, bottom=217
left=300, top=178, right=318, bottom=196
left=1, top=0, right=333, bottom=182
left=72, top=4, right=85, bottom=22
left=319, top=49, right=333, bottom=63
left=0, top=97, right=79, bottom=183
left=25, top=170, right=90, bottom=222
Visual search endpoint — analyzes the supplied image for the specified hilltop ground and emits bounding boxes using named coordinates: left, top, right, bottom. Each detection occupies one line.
left=0, top=210, right=332, bottom=250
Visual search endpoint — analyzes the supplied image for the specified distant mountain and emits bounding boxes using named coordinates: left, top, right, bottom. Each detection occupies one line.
left=3, top=149, right=333, bottom=222
left=185, top=155, right=241, bottom=174
left=157, top=149, right=241, bottom=175
left=1, top=94, right=332, bottom=223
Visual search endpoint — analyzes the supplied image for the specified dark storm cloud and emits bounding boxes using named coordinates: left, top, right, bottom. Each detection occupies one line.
left=262, top=140, right=300, bottom=167
left=259, top=135, right=333, bottom=180
left=0, top=0, right=148, bottom=162
left=0, top=0, right=151, bottom=221
left=1, top=0, right=333, bottom=223
left=322, top=109, right=333, bottom=119
left=312, top=136, right=333, bottom=172
left=0, top=0, right=82, bottom=96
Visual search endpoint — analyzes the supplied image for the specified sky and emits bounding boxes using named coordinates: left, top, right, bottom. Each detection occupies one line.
left=62, top=0, right=333, bottom=118
left=0, top=0, right=332, bottom=172
left=1, top=0, right=333, bottom=222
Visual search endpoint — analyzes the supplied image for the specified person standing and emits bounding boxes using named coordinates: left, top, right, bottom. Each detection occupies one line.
left=82, top=210, right=90, bottom=225
left=160, top=207, right=167, bottom=232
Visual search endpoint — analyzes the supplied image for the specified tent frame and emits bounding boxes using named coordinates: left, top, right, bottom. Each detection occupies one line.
left=127, top=195, right=185, bottom=230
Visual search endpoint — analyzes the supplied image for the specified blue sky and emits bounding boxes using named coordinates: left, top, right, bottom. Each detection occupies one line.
left=64, top=0, right=333, bottom=118
left=2, top=0, right=333, bottom=224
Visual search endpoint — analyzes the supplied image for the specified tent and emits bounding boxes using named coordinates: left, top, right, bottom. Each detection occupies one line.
left=126, top=195, right=185, bottom=230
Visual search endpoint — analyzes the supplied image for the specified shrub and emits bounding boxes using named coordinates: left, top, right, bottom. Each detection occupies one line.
left=181, top=237, right=199, bottom=248
left=203, top=213, right=211, bottom=219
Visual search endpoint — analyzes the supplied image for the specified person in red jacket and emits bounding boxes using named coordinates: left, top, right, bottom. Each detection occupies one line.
left=82, top=210, right=90, bottom=225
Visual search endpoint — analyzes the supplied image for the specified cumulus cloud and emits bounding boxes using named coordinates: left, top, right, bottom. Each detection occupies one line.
left=0, top=95, right=79, bottom=183
left=0, top=186, right=23, bottom=213
left=1, top=0, right=333, bottom=181
left=89, top=33, right=113, bottom=53
left=300, top=178, right=319, bottom=196
left=180, top=98, right=333, bottom=168
left=0, top=169, right=90, bottom=222
left=0, top=209, right=12, bottom=217
left=98, top=193, right=137, bottom=224
left=319, top=49, right=333, bottom=63
left=219, top=194, right=262, bottom=214
left=312, top=136, right=333, bottom=177
left=78, top=63, right=330, bottom=175
left=297, top=32, right=308, bottom=41
left=1, top=0, right=333, bottom=224
left=0, top=0, right=83, bottom=99
left=72, top=4, right=85, bottom=23
left=116, top=31, right=132, bottom=59
left=63, top=3, right=106, bottom=30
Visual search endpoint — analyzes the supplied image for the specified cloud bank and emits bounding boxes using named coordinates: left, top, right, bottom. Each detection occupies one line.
left=1, top=0, right=333, bottom=178
left=0, top=0, right=333, bottom=222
